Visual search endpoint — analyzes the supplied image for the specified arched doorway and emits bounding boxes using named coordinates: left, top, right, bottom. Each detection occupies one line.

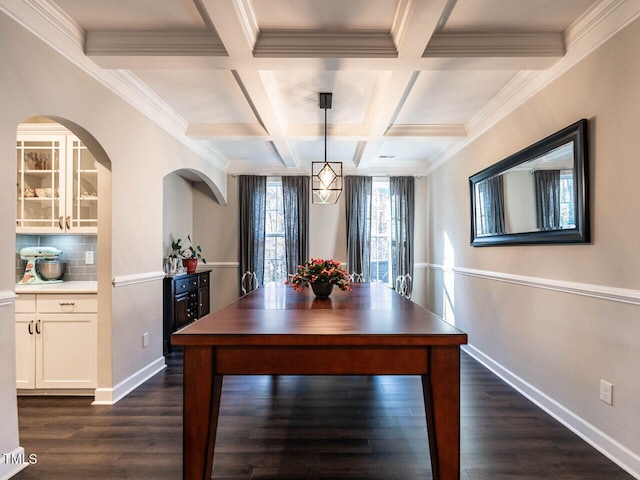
left=14, top=115, right=112, bottom=399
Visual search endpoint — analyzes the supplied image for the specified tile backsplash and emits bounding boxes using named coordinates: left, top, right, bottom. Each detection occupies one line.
left=16, top=234, right=98, bottom=283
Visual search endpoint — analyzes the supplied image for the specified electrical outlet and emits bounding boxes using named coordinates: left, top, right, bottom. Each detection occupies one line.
left=600, top=380, right=613, bottom=405
left=142, top=332, right=149, bottom=348
left=85, top=251, right=94, bottom=265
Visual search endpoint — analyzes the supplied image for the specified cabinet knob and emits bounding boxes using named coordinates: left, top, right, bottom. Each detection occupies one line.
left=58, top=216, right=64, bottom=230
left=28, top=320, right=34, bottom=335
left=58, top=302, right=75, bottom=306
left=35, top=319, right=41, bottom=335
left=65, top=216, right=71, bottom=230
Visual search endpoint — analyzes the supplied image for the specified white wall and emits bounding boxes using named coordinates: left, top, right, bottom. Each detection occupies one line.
left=0, top=9, right=226, bottom=468
left=424, top=15, right=640, bottom=476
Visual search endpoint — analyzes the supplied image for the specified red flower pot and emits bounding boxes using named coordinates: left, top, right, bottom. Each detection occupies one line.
left=182, top=258, right=198, bottom=274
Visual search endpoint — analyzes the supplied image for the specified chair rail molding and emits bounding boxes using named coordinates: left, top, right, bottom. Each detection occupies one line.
left=0, top=290, right=17, bottom=307
left=112, top=271, right=166, bottom=287
left=422, top=263, right=640, bottom=306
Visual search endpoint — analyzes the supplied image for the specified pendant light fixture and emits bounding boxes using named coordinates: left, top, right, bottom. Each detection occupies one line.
left=312, top=92, right=342, bottom=204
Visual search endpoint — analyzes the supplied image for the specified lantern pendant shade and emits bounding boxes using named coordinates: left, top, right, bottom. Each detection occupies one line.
left=312, top=92, right=342, bottom=204
left=312, top=161, right=342, bottom=204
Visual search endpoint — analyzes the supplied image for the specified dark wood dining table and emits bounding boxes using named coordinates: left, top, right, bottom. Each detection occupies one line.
left=172, top=282, right=467, bottom=480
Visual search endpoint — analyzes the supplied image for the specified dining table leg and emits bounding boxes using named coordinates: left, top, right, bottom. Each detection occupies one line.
left=182, top=346, right=223, bottom=480
left=422, top=345, right=461, bottom=480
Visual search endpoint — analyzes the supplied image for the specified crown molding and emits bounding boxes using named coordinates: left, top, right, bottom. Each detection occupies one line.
left=424, top=32, right=565, bottom=58
left=254, top=30, right=398, bottom=58
left=386, top=124, right=466, bottom=138
left=186, top=123, right=268, bottom=139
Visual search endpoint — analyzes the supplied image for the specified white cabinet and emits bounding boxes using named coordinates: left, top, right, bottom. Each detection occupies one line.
left=16, top=124, right=98, bottom=234
left=15, top=293, right=97, bottom=391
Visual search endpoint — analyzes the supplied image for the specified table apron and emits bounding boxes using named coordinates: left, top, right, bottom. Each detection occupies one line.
left=213, top=346, right=430, bottom=375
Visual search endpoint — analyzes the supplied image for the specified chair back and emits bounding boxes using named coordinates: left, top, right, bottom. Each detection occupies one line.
left=241, top=271, right=258, bottom=295
left=395, top=274, right=412, bottom=299
left=349, top=272, right=366, bottom=283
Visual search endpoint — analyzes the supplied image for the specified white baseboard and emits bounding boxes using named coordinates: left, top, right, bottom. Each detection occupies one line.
left=463, top=344, right=640, bottom=479
left=92, top=356, right=166, bottom=405
left=0, top=447, right=28, bottom=480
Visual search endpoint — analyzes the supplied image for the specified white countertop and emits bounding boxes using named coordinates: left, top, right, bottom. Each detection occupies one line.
left=15, top=281, right=98, bottom=294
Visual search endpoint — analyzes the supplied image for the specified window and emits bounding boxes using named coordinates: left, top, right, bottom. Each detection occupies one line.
left=370, top=179, right=391, bottom=284
left=264, top=180, right=287, bottom=282
left=559, top=170, right=575, bottom=228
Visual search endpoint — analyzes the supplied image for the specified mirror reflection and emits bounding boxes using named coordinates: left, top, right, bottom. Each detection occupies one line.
left=469, top=119, right=589, bottom=246
left=474, top=143, right=575, bottom=237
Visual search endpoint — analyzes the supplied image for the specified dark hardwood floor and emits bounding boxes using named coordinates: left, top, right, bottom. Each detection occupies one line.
left=14, top=352, right=633, bottom=479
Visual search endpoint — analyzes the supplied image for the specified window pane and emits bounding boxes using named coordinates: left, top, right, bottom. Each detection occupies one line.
left=371, top=180, right=391, bottom=285
left=264, top=181, right=287, bottom=283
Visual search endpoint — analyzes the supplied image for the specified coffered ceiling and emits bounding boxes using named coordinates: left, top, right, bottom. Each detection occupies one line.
left=4, top=0, right=637, bottom=176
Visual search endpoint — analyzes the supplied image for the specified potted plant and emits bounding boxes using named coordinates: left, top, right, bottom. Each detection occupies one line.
left=285, top=258, right=351, bottom=297
left=172, top=235, right=206, bottom=274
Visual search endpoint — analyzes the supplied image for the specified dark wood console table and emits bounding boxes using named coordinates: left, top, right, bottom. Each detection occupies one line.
left=172, top=282, right=467, bottom=479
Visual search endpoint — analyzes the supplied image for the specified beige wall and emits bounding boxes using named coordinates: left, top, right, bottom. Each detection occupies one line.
left=424, top=16, right=640, bottom=474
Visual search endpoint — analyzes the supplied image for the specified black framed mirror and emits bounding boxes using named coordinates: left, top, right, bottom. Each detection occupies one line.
left=470, top=119, right=590, bottom=246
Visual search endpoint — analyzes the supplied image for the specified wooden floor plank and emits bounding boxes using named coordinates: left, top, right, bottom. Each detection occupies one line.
left=13, top=352, right=633, bottom=479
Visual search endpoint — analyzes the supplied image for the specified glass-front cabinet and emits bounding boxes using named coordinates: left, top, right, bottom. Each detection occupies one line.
left=16, top=125, right=98, bottom=234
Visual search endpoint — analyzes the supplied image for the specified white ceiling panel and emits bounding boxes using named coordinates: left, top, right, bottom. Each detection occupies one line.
left=132, top=70, right=256, bottom=124
left=443, top=0, right=598, bottom=31
left=54, top=0, right=205, bottom=29
left=395, top=70, right=517, bottom=125
left=273, top=70, right=378, bottom=126
left=295, top=139, right=360, bottom=163
left=252, top=0, right=399, bottom=30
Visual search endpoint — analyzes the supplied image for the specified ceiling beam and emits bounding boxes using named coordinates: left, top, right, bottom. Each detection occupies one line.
left=424, top=32, right=566, bottom=57
left=253, top=30, right=397, bottom=58
left=85, top=30, right=227, bottom=56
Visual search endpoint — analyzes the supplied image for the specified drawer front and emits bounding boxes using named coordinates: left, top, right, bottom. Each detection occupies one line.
left=37, top=294, right=98, bottom=313
left=175, top=276, right=197, bottom=293
left=16, top=294, right=36, bottom=313
left=198, top=272, right=209, bottom=288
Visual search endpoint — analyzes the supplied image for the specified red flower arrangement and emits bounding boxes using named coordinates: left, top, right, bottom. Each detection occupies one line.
left=286, top=258, right=352, bottom=293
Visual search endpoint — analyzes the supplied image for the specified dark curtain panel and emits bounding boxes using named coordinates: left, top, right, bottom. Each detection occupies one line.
left=390, top=176, right=415, bottom=284
left=345, top=176, right=372, bottom=281
left=282, top=176, right=310, bottom=275
left=485, top=175, right=506, bottom=235
left=534, top=170, right=561, bottom=230
left=239, top=175, right=266, bottom=293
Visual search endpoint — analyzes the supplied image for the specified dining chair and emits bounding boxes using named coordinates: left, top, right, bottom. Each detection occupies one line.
left=395, top=273, right=412, bottom=299
left=349, top=272, right=366, bottom=282
left=241, top=271, right=258, bottom=295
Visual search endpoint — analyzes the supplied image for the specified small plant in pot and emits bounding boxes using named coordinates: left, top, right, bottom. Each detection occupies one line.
left=172, top=235, right=206, bottom=274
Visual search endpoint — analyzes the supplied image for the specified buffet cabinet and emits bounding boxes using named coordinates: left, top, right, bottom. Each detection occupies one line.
left=163, top=270, right=210, bottom=354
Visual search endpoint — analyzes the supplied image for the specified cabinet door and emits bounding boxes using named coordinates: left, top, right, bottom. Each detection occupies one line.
left=16, top=134, right=67, bottom=233
left=66, top=137, right=98, bottom=233
left=198, top=286, right=210, bottom=318
left=15, top=314, right=36, bottom=389
left=174, top=293, right=190, bottom=330
left=35, top=314, right=96, bottom=389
